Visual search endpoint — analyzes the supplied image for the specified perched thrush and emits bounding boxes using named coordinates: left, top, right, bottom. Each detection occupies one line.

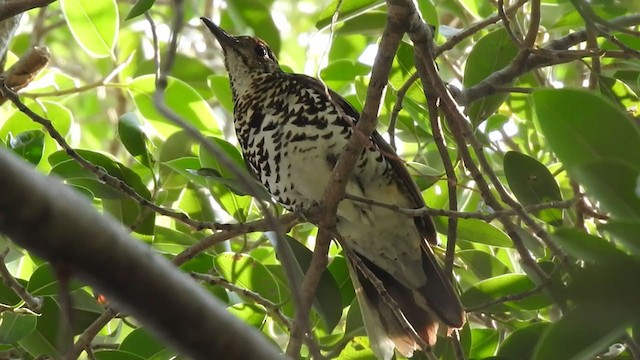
left=201, top=17, right=465, bottom=359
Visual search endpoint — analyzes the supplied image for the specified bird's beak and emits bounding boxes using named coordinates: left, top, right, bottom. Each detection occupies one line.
left=201, top=17, right=237, bottom=50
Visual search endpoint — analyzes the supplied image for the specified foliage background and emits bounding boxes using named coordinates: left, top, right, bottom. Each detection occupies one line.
left=0, top=0, right=639, bottom=359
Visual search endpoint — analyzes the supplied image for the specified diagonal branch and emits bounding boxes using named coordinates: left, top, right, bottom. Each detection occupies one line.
left=0, top=0, right=55, bottom=22
left=0, top=149, right=284, bottom=360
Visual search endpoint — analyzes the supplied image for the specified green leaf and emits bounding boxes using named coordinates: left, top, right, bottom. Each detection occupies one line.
left=322, top=60, right=372, bottom=81
left=61, top=0, right=118, bottom=58
left=284, top=236, right=343, bottom=333
left=552, top=228, right=629, bottom=263
left=49, top=149, right=151, bottom=200
left=504, top=151, right=563, bottom=226
left=227, top=303, right=267, bottom=329
left=208, top=75, right=234, bottom=113
left=118, top=112, right=153, bottom=168
left=7, top=130, right=45, bottom=165
left=26, top=264, right=84, bottom=296
left=136, top=54, right=215, bottom=98
left=599, top=220, right=640, bottom=256
left=498, top=322, right=549, bottom=359
left=224, top=0, right=281, bottom=55
left=464, top=28, right=519, bottom=124
left=199, top=137, right=264, bottom=197
left=457, top=249, right=511, bottom=284
left=434, top=217, right=513, bottom=247
left=0, top=312, right=37, bottom=344
left=213, top=253, right=285, bottom=304
left=128, top=75, right=220, bottom=136
left=470, top=328, right=499, bottom=359
left=339, top=336, right=377, bottom=359
left=461, top=274, right=551, bottom=313
left=336, top=12, right=387, bottom=35
left=94, top=350, right=146, bottom=360
left=533, top=88, right=640, bottom=219
left=316, top=0, right=382, bottom=29
left=328, top=255, right=355, bottom=309
left=120, top=328, right=175, bottom=359
left=533, top=304, right=631, bottom=360
left=0, top=100, right=73, bottom=170
left=125, top=0, right=155, bottom=20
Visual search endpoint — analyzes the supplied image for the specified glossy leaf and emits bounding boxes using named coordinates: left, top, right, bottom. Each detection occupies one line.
left=26, top=264, right=84, bottom=296
left=7, top=130, right=45, bottom=165
left=599, top=220, right=640, bottom=256
left=128, top=75, right=220, bottom=135
left=434, top=217, right=513, bottom=247
left=118, top=113, right=153, bottom=168
left=61, top=0, right=118, bottom=57
left=0, top=312, right=37, bottom=344
left=316, top=0, right=382, bottom=29
left=504, top=151, right=563, bottom=226
left=208, top=75, right=235, bottom=113
left=120, top=328, right=175, bottom=359
left=285, top=236, right=343, bottom=332
left=464, top=28, right=519, bottom=124
left=533, top=304, right=631, bottom=360
left=461, top=274, right=551, bottom=313
left=498, top=322, right=549, bottom=359
left=125, top=0, right=155, bottom=20
left=470, top=328, right=500, bottom=359
left=552, top=228, right=628, bottom=263
left=227, top=303, right=267, bottom=329
left=213, top=252, right=285, bottom=304
left=533, top=89, right=640, bottom=219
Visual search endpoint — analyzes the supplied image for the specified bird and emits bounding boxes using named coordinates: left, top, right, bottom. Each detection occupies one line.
left=201, top=17, right=465, bottom=359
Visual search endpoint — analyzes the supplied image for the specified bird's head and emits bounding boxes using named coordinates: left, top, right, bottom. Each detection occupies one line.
left=201, top=17, right=280, bottom=97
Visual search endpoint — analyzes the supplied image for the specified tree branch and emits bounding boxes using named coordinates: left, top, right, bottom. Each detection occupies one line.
left=0, top=149, right=283, bottom=360
left=0, top=0, right=55, bottom=22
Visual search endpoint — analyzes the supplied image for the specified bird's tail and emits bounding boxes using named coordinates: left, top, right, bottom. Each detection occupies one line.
left=346, top=247, right=464, bottom=359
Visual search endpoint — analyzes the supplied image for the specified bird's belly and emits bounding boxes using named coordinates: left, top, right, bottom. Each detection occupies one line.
left=253, top=129, right=338, bottom=209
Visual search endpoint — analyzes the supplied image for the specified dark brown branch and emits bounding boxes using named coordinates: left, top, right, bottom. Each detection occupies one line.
left=458, top=13, right=640, bottom=105
left=0, top=0, right=55, bottom=22
left=426, top=95, right=458, bottom=279
left=404, top=2, right=552, bottom=287
left=69, top=308, right=118, bottom=359
left=0, top=149, right=284, bottom=360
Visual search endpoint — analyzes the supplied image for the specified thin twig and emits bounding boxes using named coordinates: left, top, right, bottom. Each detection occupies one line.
left=191, top=272, right=292, bottom=330
left=345, top=193, right=575, bottom=221
left=172, top=213, right=300, bottom=266
left=465, top=283, right=544, bottom=312
left=388, top=72, right=418, bottom=151
left=0, top=249, right=42, bottom=311
left=426, top=94, right=458, bottom=279
left=69, top=308, right=118, bottom=359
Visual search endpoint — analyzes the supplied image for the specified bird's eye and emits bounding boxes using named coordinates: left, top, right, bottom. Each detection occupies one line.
left=254, top=45, right=268, bottom=58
